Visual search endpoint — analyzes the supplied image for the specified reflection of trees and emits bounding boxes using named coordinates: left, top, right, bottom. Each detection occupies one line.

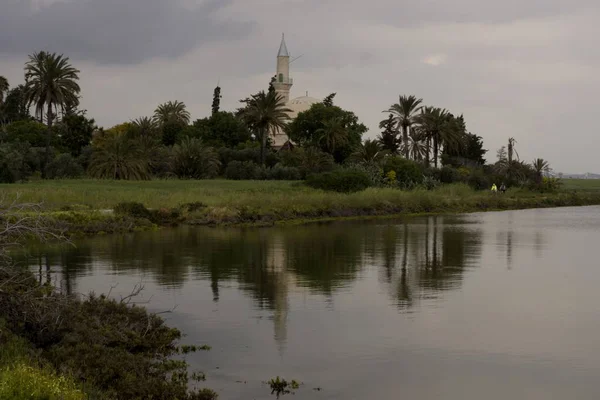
left=15, top=217, right=487, bottom=348
left=372, top=216, right=484, bottom=310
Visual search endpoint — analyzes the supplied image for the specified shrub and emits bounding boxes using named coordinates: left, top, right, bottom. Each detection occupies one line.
left=467, top=169, right=491, bottom=190
left=114, top=202, right=152, bottom=220
left=279, top=147, right=335, bottom=178
left=382, top=156, right=423, bottom=188
left=0, top=142, right=32, bottom=183
left=267, top=164, right=302, bottom=180
left=306, top=168, right=371, bottom=193
left=46, top=153, right=84, bottom=179
left=0, top=267, right=215, bottom=400
left=346, top=162, right=384, bottom=186
left=439, top=166, right=462, bottom=184
left=421, top=175, right=442, bottom=190
left=225, top=160, right=261, bottom=180
left=171, top=137, right=221, bottom=179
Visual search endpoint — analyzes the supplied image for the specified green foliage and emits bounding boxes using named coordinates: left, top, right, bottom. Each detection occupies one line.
left=347, top=162, right=385, bottom=187
left=378, top=114, right=399, bottom=154
left=114, top=202, right=153, bottom=220
left=3, top=120, right=51, bottom=147
left=0, top=266, right=213, bottom=400
left=171, top=137, right=221, bottom=179
left=306, top=168, right=372, bottom=193
left=225, top=161, right=301, bottom=181
left=186, top=112, right=251, bottom=148
left=268, top=164, right=302, bottom=180
left=56, top=112, right=97, bottom=156
left=45, top=153, right=84, bottom=179
left=533, top=176, right=563, bottom=193
left=442, top=132, right=487, bottom=167
left=385, top=94, right=423, bottom=158
left=0, top=363, right=86, bottom=400
left=211, top=86, right=221, bottom=115
left=161, top=120, right=186, bottom=146
left=349, top=139, right=388, bottom=164
left=467, top=169, right=491, bottom=190
left=24, top=52, right=81, bottom=123
left=278, top=147, right=335, bottom=178
left=268, top=376, right=301, bottom=398
left=0, top=85, right=31, bottom=124
left=439, top=166, right=461, bottom=184
left=0, top=142, right=32, bottom=183
left=286, top=102, right=367, bottom=163
left=238, top=91, right=291, bottom=166
left=153, top=100, right=191, bottom=126
left=225, top=160, right=265, bottom=180
left=88, top=133, right=150, bottom=180
left=382, top=156, right=424, bottom=188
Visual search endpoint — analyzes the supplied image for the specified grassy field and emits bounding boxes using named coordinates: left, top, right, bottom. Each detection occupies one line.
left=2, top=179, right=600, bottom=229
left=562, top=179, right=600, bottom=192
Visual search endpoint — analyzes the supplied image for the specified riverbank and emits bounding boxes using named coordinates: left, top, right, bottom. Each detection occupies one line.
left=3, top=179, right=600, bottom=235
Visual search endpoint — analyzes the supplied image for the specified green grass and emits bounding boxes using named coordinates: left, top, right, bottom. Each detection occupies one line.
left=2, top=179, right=600, bottom=229
left=0, top=322, right=87, bottom=400
left=562, top=179, right=600, bottom=192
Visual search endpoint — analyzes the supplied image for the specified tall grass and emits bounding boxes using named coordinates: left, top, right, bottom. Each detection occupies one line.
left=3, top=180, right=600, bottom=226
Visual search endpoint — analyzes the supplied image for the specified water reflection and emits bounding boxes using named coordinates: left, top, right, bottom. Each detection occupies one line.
left=19, top=216, right=491, bottom=343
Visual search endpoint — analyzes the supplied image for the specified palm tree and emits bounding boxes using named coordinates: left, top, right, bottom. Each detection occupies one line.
left=239, top=91, right=291, bottom=166
left=316, top=117, right=349, bottom=155
left=153, top=101, right=191, bottom=126
left=532, top=158, right=550, bottom=183
left=384, top=95, right=423, bottom=158
left=404, top=128, right=428, bottom=162
left=88, top=134, right=150, bottom=180
left=171, top=137, right=221, bottom=179
left=416, top=107, right=464, bottom=168
left=350, top=139, right=388, bottom=164
left=131, top=117, right=159, bottom=138
left=24, top=51, right=81, bottom=177
left=0, top=76, right=8, bottom=104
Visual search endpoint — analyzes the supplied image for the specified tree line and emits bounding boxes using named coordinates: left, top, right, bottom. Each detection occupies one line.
left=0, top=51, right=554, bottom=190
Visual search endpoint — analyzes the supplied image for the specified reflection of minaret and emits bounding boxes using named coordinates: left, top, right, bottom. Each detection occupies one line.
left=272, top=34, right=293, bottom=103
left=268, top=233, right=290, bottom=355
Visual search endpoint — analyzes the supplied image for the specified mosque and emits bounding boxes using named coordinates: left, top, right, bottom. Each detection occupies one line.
left=270, top=34, right=321, bottom=149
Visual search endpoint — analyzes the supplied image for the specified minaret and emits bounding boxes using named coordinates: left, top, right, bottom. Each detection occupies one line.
left=273, top=33, right=293, bottom=103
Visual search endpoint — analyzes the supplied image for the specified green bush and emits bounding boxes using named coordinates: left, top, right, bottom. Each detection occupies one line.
left=0, top=142, right=32, bottom=183
left=266, top=164, right=302, bottom=180
left=439, top=166, right=462, bottom=184
left=0, top=266, right=215, bottom=400
left=225, top=160, right=261, bottom=180
left=114, top=202, right=152, bottom=220
left=382, top=157, right=423, bottom=188
left=306, top=168, right=371, bottom=193
left=467, top=169, right=491, bottom=190
left=45, top=153, right=84, bottom=179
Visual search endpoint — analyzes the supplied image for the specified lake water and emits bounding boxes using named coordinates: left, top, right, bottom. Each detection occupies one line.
left=19, top=206, right=600, bottom=399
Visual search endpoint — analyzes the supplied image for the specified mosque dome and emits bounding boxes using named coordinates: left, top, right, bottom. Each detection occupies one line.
left=286, top=95, right=321, bottom=118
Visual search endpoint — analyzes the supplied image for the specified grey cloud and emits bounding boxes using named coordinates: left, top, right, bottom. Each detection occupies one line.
left=0, top=0, right=255, bottom=64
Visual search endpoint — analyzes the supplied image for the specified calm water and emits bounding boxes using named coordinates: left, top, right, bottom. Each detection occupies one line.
left=18, top=206, right=600, bottom=399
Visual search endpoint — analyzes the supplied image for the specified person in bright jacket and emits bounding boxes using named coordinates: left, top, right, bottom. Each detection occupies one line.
left=491, top=183, right=498, bottom=192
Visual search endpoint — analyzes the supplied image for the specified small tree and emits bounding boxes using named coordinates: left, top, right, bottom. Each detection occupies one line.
left=211, top=86, right=221, bottom=115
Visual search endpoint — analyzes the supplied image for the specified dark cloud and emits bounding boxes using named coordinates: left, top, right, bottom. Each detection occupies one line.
left=0, top=0, right=255, bottom=64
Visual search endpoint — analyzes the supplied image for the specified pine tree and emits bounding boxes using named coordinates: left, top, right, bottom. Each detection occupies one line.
left=323, top=93, right=336, bottom=107
left=211, top=85, right=221, bottom=115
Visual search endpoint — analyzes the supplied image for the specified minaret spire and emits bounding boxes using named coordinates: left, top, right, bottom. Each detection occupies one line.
left=273, top=33, right=292, bottom=103
left=278, top=33, right=289, bottom=57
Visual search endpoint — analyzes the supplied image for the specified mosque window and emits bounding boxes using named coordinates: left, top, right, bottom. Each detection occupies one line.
left=278, top=73, right=283, bottom=82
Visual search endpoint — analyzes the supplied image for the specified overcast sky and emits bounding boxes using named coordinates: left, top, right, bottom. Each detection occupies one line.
left=1, top=0, right=598, bottom=172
